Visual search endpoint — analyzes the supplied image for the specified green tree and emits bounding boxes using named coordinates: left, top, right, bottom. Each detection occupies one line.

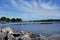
left=0, top=17, right=23, bottom=22
left=11, top=18, right=16, bottom=22
left=6, top=18, right=10, bottom=22
left=0, top=17, right=7, bottom=22
left=15, top=18, right=22, bottom=22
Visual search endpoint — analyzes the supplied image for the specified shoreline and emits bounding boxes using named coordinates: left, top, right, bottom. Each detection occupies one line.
left=0, top=27, right=60, bottom=40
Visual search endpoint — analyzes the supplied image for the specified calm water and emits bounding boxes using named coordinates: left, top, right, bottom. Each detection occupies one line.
left=0, top=22, right=60, bottom=36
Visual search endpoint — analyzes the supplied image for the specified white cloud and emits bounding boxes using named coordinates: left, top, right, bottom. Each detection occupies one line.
left=31, top=0, right=39, bottom=8
left=10, top=0, right=21, bottom=9
left=19, top=0, right=33, bottom=8
left=40, top=1, right=58, bottom=10
left=10, top=0, right=35, bottom=13
left=40, top=3, right=54, bottom=10
left=1, top=0, right=59, bottom=20
left=10, top=0, right=59, bottom=11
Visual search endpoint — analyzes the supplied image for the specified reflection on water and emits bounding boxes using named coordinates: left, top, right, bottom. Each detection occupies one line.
left=0, top=22, right=60, bottom=36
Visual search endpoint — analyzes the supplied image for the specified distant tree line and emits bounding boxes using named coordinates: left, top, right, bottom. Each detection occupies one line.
left=0, top=17, right=22, bottom=22
left=28, top=19, right=60, bottom=22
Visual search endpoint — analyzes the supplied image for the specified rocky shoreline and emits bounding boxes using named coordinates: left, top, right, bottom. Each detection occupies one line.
left=0, top=27, right=60, bottom=40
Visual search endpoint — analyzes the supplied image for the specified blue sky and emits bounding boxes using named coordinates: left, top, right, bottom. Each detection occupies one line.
left=0, top=0, right=60, bottom=20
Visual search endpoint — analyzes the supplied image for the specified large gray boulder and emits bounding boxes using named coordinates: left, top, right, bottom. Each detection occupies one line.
left=0, top=32, right=6, bottom=40
left=1, top=27, right=13, bottom=33
left=21, top=34, right=31, bottom=40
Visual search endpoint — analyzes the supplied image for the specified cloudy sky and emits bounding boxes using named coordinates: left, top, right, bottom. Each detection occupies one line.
left=0, top=0, right=60, bottom=20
